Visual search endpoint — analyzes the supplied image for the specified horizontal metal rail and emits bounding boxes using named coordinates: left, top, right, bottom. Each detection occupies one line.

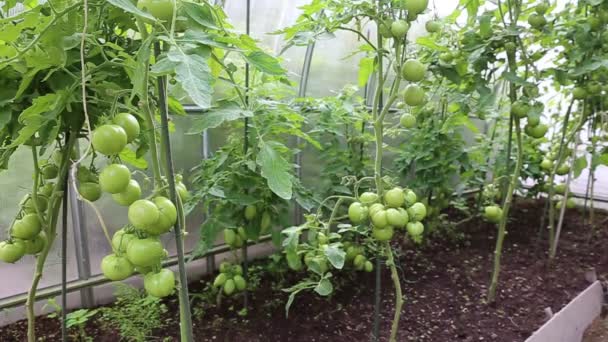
left=0, top=236, right=273, bottom=310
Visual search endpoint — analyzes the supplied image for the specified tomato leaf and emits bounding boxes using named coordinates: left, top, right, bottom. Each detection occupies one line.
left=181, top=1, right=220, bottom=29
left=357, top=57, right=374, bottom=87
left=314, top=278, right=333, bottom=296
left=256, top=140, right=293, bottom=200
left=187, top=101, right=253, bottom=134
left=243, top=51, right=286, bottom=76
left=572, top=156, right=587, bottom=178
left=324, top=244, right=345, bottom=269
left=119, top=148, right=148, bottom=169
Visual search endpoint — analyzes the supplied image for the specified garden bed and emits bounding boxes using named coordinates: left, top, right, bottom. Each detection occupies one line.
left=1, top=199, right=606, bottom=341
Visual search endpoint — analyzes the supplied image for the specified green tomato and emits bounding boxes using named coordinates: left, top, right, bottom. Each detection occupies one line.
left=233, top=264, right=243, bottom=275
left=346, top=246, right=361, bottom=262
left=0, top=240, right=25, bottom=263
left=587, top=81, right=602, bottom=95
left=527, top=114, right=540, bottom=127
left=126, top=237, right=165, bottom=267
left=317, top=232, right=329, bottom=245
left=484, top=205, right=503, bottom=224
left=145, top=197, right=177, bottom=235
left=260, top=211, right=272, bottom=234
left=128, top=200, right=160, bottom=230
left=536, top=3, right=549, bottom=15
left=371, top=210, right=389, bottom=228
left=99, top=164, right=131, bottom=194
left=364, top=260, right=374, bottom=272
left=233, top=275, right=247, bottom=291
left=556, top=164, right=570, bottom=176
left=404, top=190, right=417, bottom=206
left=213, top=273, right=227, bottom=287
left=101, top=254, right=134, bottom=281
left=400, top=113, right=416, bottom=129
left=528, top=13, right=547, bottom=29
left=113, top=113, right=140, bottom=143
left=439, top=52, right=454, bottom=63
left=540, top=159, right=553, bottom=171
left=237, top=227, right=247, bottom=240
left=39, top=183, right=54, bottom=197
left=372, top=226, right=394, bottom=241
left=554, top=183, right=567, bottom=195
left=41, top=164, right=58, bottom=179
left=244, top=205, right=257, bottom=221
left=403, top=84, right=426, bottom=107
left=572, top=87, right=587, bottom=100
left=511, top=101, right=529, bottom=119
left=176, top=182, right=191, bottom=201
left=391, top=20, right=409, bottom=38
left=12, top=214, right=42, bottom=240
left=387, top=208, right=409, bottom=228
left=401, top=59, right=426, bottom=82
left=22, top=195, right=48, bottom=214
left=353, top=254, right=366, bottom=269
left=526, top=123, right=548, bottom=139
left=405, top=0, right=428, bottom=15
left=407, top=202, right=427, bottom=222
left=425, top=20, right=441, bottom=33
left=112, top=229, right=136, bottom=253
left=112, top=179, right=141, bottom=206
left=144, top=269, right=175, bottom=298
left=219, top=261, right=231, bottom=273
left=406, top=221, right=424, bottom=236
left=368, top=203, right=385, bottom=217
left=137, top=0, right=175, bottom=22
left=79, top=182, right=102, bottom=202
left=359, top=191, right=379, bottom=205
left=384, top=187, right=405, bottom=208
left=92, top=124, right=128, bottom=156
left=348, top=202, right=369, bottom=224
left=223, top=279, right=236, bottom=296
left=23, top=232, right=47, bottom=255
left=565, top=198, right=576, bottom=209
left=224, top=229, right=237, bottom=246
left=378, top=20, right=394, bottom=39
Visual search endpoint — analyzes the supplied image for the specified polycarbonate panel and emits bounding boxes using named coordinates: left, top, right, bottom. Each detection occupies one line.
left=0, top=147, right=79, bottom=299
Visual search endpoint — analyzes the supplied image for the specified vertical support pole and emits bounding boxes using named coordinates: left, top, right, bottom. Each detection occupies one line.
left=61, top=171, right=68, bottom=342
left=155, top=43, right=194, bottom=342
left=69, top=142, right=94, bottom=308
left=202, top=129, right=215, bottom=273
left=241, top=0, right=251, bottom=312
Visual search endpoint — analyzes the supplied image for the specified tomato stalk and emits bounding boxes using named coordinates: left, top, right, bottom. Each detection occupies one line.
left=26, top=132, right=77, bottom=342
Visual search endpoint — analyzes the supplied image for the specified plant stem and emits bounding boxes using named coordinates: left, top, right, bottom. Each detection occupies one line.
left=27, top=132, right=77, bottom=342
left=385, top=241, right=403, bottom=342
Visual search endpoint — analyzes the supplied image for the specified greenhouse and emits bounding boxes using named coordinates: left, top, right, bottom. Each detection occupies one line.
left=0, top=0, right=607, bottom=341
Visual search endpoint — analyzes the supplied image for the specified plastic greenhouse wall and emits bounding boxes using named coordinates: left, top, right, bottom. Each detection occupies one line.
left=1, top=0, right=607, bottom=327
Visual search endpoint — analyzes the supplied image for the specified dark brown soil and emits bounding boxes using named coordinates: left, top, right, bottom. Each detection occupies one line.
left=1, top=199, right=607, bottom=342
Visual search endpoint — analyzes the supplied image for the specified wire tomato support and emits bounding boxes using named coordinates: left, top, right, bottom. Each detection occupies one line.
left=241, top=0, right=251, bottom=312
left=154, top=42, right=194, bottom=342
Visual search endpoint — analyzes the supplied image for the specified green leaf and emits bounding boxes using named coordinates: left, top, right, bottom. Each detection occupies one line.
left=119, top=148, right=148, bottom=169
left=181, top=1, right=220, bottom=29
left=187, top=101, right=253, bottom=134
left=106, top=0, right=156, bottom=21
left=314, top=278, right=333, bottom=296
left=256, top=140, right=293, bottom=200
left=572, top=156, right=587, bottom=178
left=357, top=57, right=374, bottom=87
left=244, top=51, right=285, bottom=75
left=416, top=36, right=449, bottom=52
left=441, top=114, right=479, bottom=133
left=189, top=217, right=229, bottom=261
left=324, top=245, right=345, bottom=269
left=10, top=92, right=68, bottom=148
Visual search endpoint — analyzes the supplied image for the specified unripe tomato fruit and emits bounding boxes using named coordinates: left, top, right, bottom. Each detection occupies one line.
left=213, top=273, right=227, bottom=287
left=99, top=164, right=131, bottom=194
left=348, top=202, right=369, bottom=224
left=12, top=214, right=42, bottom=240
left=126, top=237, right=165, bottom=267
left=554, top=183, right=567, bottom=195
left=405, top=0, right=428, bottom=15
left=176, top=182, right=190, bottom=201
left=484, top=205, right=503, bottom=223
left=401, top=59, right=426, bottom=82
left=224, top=229, right=236, bottom=246
left=535, top=3, right=549, bottom=15
left=354, top=254, right=366, bottom=269
left=556, top=164, right=570, bottom=176
left=92, top=124, right=128, bottom=156
left=384, top=187, right=405, bottom=208
left=233, top=275, right=246, bottom=291
left=128, top=199, right=160, bottom=230
left=219, top=262, right=231, bottom=273
left=403, top=84, right=426, bottom=107
left=368, top=203, right=385, bottom=217
left=372, top=226, right=394, bottom=241
left=372, top=210, right=389, bottom=228
left=101, top=254, right=134, bottom=281
left=113, top=113, right=140, bottom=143
left=260, top=211, right=272, bottom=234
left=572, top=87, right=587, bottom=100
left=79, top=182, right=102, bottom=202
left=112, top=179, right=141, bottom=206
left=511, top=101, right=529, bottom=119
left=439, top=52, right=454, bottom=63
left=145, top=197, right=177, bottom=235
left=364, top=260, right=374, bottom=272
left=22, top=195, right=48, bottom=214
left=41, top=164, right=58, bottom=179
left=244, top=205, right=257, bottom=221
left=404, top=190, right=417, bottom=206
left=359, top=191, right=379, bottom=205
left=527, top=114, right=540, bottom=127
left=407, top=202, right=427, bottom=222
left=525, top=123, right=548, bottom=139
left=112, top=229, right=136, bottom=253
left=224, top=279, right=236, bottom=295
left=528, top=13, right=547, bottom=29
left=39, top=183, right=54, bottom=197
left=144, top=268, right=175, bottom=298
left=23, top=232, right=47, bottom=255
left=425, top=20, right=441, bottom=33
left=391, top=20, right=409, bottom=38
left=400, top=113, right=416, bottom=128
left=0, top=240, right=26, bottom=263
left=406, top=221, right=424, bottom=236
left=540, top=159, right=553, bottom=171
left=379, top=20, right=394, bottom=39
left=387, top=208, right=409, bottom=228
left=137, top=0, right=175, bottom=22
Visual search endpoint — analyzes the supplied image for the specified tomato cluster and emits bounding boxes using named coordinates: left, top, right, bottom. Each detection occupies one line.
left=213, top=261, right=247, bottom=296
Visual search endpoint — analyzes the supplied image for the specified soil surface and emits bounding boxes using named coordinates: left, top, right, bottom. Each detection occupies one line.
left=1, top=199, right=607, bottom=342
left=583, top=317, right=608, bottom=342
